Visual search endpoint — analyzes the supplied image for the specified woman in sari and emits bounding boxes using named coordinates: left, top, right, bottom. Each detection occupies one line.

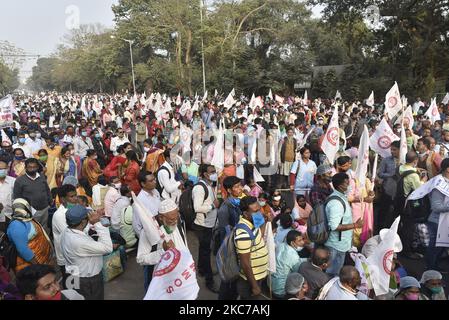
left=55, top=146, right=78, bottom=187
left=82, top=149, right=103, bottom=187
left=103, top=145, right=127, bottom=179
left=9, top=148, right=26, bottom=178
left=121, top=150, right=141, bottom=194
left=6, top=198, right=54, bottom=273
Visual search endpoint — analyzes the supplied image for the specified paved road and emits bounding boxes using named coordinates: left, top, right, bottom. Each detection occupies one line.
left=105, top=230, right=449, bottom=300
left=105, top=230, right=219, bottom=300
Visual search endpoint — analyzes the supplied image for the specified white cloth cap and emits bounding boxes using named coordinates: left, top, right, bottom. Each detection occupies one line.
left=159, top=199, right=178, bottom=215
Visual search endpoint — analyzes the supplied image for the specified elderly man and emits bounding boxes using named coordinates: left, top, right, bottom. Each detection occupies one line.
left=136, top=198, right=188, bottom=292
left=323, top=266, right=369, bottom=300
left=110, top=128, right=130, bottom=156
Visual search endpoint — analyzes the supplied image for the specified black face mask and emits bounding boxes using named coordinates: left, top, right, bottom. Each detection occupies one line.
left=26, top=169, right=38, bottom=177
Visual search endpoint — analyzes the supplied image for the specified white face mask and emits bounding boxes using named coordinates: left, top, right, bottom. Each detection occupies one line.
left=144, top=147, right=150, bottom=153
left=209, top=173, right=218, bottom=182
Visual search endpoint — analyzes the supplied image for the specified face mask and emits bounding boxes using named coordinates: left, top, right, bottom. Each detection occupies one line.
left=318, top=120, right=324, bottom=125
left=114, top=183, right=122, bottom=189
left=251, top=211, right=265, bottom=229
left=41, top=291, right=62, bottom=301
left=163, top=224, right=177, bottom=235
left=209, top=173, right=218, bottom=182
left=41, top=125, right=46, bottom=129
left=259, top=201, right=266, bottom=207
left=19, top=138, right=26, bottom=144
left=339, top=145, right=345, bottom=152
left=273, top=196, right=281, bottom=202
left=36, top=133, right=42, bottom=139
left=39, top=156, right=48, bottom=162
left=29, top=133, right=36, bottom=138
left=430, top=286, right=443, bottom=294
left=95, top=133, right=101, bottom=139
left=0, top=169, right=7, bottom=178
left=66, top=203, right=76, bottom=209
left=229, top=198, right=241, bottom=207
left=405, top=292, right=419, bottom=301
left=54, top=125, right=60, bottom=129
left=294, top=245, right=303, bottom=252
left=81, top=132, right=88, bottom=137
left=70, top=150, right=75, bottom=155
left=144, top=147, right=150, bottom=153
left=15, top=156, right=25, bottom=161
left=26, top=169, right=37, bottom=177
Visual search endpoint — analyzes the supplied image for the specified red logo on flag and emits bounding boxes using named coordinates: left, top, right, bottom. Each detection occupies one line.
left=388, top=97, right=398, bottom=108
left=382, top=250, right=394, bottom=275
left=378, top=136, right=392, bottom=149
left=432, top=106, right=438, bottom=116
left=153, top=249, right=181, bottom=277
left=326, top=127, right=339, bottom=146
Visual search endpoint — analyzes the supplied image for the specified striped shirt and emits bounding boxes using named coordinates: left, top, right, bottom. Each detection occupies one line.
left=234, top=217, right=268, bottom=281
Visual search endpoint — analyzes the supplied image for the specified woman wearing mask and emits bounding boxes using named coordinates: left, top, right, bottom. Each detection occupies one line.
left=9, top=148, right=26, bottom=178
left=121, top=150, right=142, bottom=194
left=90, top=129, right=107, bottom=169
left=394, top=276, right=428, bottom=300
left=56, top=146, right=78, bottom=187
left=271, top=230, right=307, bottom=298
left=6, top=198, right=54, bottom=273
left=82, top=150, right=103, bottom=187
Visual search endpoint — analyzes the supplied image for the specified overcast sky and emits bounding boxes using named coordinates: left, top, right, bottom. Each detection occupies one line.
left=0, top=0, right=322, bottom=83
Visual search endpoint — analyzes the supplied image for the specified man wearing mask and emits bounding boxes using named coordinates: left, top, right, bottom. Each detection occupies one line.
left=74, top=128, right=94, bottom=161
left=25, top=129, right=45, bottom=154
left=417, top=137, right=442, bottom=179
left=62, top=125, right=76, bottom=146
left=235, top=196, right=268, bottom=300
left=37, top=120, right=50, bottom=141
left=0, top=141, right=14, bottom=164
left=104, top=176, right=122, bottom=219
left=60, top=205, right=113, bottom=300
left=0, top=160, right=15, bottom=232
left=13, top=132, right=32, bottom=158
left=136, top=198, right=189, bottom=291
left=325, top=173, right=363, bottom=277
left=192, top=164, right=220, bottom=293
left=435, top=130, right=449, bottom=159
left=157, top=149, right=183, bottom=203
left=13, top=158, right=52, bottom=234
left=309, top=164, right=334, bottom=208
left=51, top=184, right=78, bottom=288
left=110, top=128, right=130, bottom=156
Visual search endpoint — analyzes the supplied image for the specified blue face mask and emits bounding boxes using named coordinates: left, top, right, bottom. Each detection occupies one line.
left=229, top=198, right=240, bottom=207
left=19, top=138, right=26, bottom=144
left=251, top=211, right=265, bottom=229
left=0, top=169, right=7, bottom=178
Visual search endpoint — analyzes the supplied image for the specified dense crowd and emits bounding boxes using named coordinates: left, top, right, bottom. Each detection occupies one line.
left=0, top=90, right=448, bottom=300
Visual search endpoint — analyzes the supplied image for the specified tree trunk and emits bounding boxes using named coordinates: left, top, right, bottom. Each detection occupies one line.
left=185, top=28, right=193, bottom=96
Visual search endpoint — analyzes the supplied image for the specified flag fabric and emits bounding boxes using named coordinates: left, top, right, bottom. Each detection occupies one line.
left=248, top=93, right=256, bottom=110
left=369, top=118, right=400, bottom=159
left=179, top=100, right=192, bottom=116
left=202, top=91, right=208, bottom=102
left=408, top=175, right=449, bottom=201
left=355, top=125, right=370, bottom=190
left=192, top=99, right=200, bottom=112
left=366, top=91, right=374, bottom=107
left=425, top=98, right=441, bottom=124
left=223, top=90, right=236, bottom=109
left=268, top=89, right=273, bottom=100
left=275, top=95, right=285, bottom=104
left=335, top=90, right=342, bottom=100
left=211, top=121, right=225, bottom=170
left=371, top=153, right=378, bottom=191
left=385, top=82, right=402, bottom=119
left=180, top=122, right=193, bottom=153
left=399, top=125, right=407, bottom=165
left=395, top=106, right=414, bottom=129
left=129, top=94, right=138, bottom=108
left=176, top=93, right=182, bottom=106
left=350, top=251, right=370, bottom=296
left=132, top=192, right=164, bottom=246
left=264, top=222, right=276, bottom=273
left=321, top=106, right=340, bottom=164
left=366, top=216, right=401, bottom=296
left=441, top=93, right=449, bottom=105
left=253, top=167, right=265, bottom=183
left=144, top=248, right=200, bottom=300
left=299, top=127, right=315, bottom=149
left=214, top=89, right=218, bottom=98
left=303, top=90, right=308, bottom=105
left=0, top=95, right=17, bottom=129
left=1, top=129, right=11, bottom=144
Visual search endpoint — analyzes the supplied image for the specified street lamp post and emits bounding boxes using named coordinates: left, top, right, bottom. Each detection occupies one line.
left=111, top=35, right=136, bottom=96
left=200, top=0, right=206, bottom=96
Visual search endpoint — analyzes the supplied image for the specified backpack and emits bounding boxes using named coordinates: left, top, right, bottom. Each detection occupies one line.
left=216, top=223, right=256, bottom=282
left=156, top=166, right=171, bottom=197
left=307, top=195, right=346, bottom=245
left=393, top=170, right=418, bottom=217
left=393, top=170, right=431, bottom=223
left=0, top=231, right=17, bottom=272
left=178, top=181, right=209, bottom=230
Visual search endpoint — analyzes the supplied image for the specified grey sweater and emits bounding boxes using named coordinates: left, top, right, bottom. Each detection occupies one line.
left=13, top=174, right=51, bottom=210
left=429, top=188, right=449, bottom=224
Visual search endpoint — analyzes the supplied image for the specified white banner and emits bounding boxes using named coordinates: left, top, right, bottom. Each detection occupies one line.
left=355, top=125, right=370, bottom=189
left=321, top=106, right=339, bottom=164
left=385, top=82, right=402, bottom=119
left=0, top=95, right=15, bottom=129
left=366, top=91, right=374, bottom=107
left=369, top=118, right=400, bottom=159
left=425, top=98, right=441, bottom=124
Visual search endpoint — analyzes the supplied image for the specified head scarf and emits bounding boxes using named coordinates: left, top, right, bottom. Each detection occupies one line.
left=419, top=270, right=442, bottom=284
left=285, top=273, right=305, bottom=295
left=11, top=198, right=32, bottom=221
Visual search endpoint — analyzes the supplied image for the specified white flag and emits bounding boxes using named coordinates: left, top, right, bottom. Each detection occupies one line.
left=132, top=192, right=164, bottom=246
left=369, top=118, right=400, bottom=159
left=441, top=93, right=449, bottom=105
left=223, top=90, right=236, bottom=109
left=253, top=167, right=265, bottom=183
left=176, top=93, right=182, bottom=106
left=202, top=90, right=208, bottom=102
left=144, top=248, right=199, bottom=300
left=248, top=94, right=256, bottom=110
left=385, top=82, right=402, bottom=119
left=214, top=89, right=218, bottom=98
left=321, top=106, right=340, bottom=164
left=275, top=94, right=284, bottom=104
left=264, top=222, right=276, bottom=274
left=366, top=91, right=374, bottom=107
left=1, top=129, right=11, bottom=144
left=395, top=106, right=414, bottom=129
left=371, top=153, right=378, bottom=191
left=303, top=90, right=308, bottom=105
left=425, top=98, right=441, bottom=124
left=355, top=125, right=370, bottom=189
left=192, top=98, right=200, bottom=112
left=230, top=88, right=235, bottom=97
left=366, top=216, right=401, bottom=296
left=211, top=122, right=225, bottom=170
left=399, top=125, right=407, bottom=165
left=335, top=90, right=342, bottom=100
left=180, top=122, right=193, bottom=152
left=129, top=94, right=138, bottom=108
left=268, top=89, right=273, bottom=100
left=179, top=100, right=191, bottom=116
left=299, top=127, right=315, bottom=149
